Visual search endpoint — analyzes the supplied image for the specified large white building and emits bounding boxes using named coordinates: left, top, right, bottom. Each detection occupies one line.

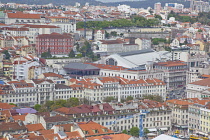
left=97, top=49, right=172, bottom=68
left=13, top=60, right=40, bottom=80
left=69, top=76, right=167, bottom=102
left=187, top=78, right=210, bottom=98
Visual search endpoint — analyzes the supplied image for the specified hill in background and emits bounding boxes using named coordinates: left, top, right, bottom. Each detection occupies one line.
left=0, top=0, right=190, bottom=8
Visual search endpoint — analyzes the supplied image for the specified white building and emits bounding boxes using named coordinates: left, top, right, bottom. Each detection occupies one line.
left=187, top=78, right=210, bottom=98
left=135, top=38, right=152, bottom=50
left=94, top=30, right=105, bottom=41
left=22, top=24, right=62, bottom=44
left=117, top=4, right=131, bottom=13
left=93, top=40, right=125, bottom=55
left=97, top=49, right=171, bottom=68
left=5, top=12, right=44, bottom=24
left=70, top=76, right=167, bottom=102
left=13, top=60, right=40, bottom=80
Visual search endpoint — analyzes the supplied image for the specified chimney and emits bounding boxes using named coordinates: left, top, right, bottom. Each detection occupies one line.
left=99, top=104, right=103, bottom=110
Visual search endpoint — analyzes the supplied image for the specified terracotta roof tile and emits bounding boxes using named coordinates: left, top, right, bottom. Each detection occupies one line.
left=7, top=12, right=41, bottom=19
left=26, top=123, right=45, bottom=132
left=86, top=133, right=132, bottom=140
left=78, top=121, right=114, bottom=136
left=12, top=114, right=26, bottom=121
left=190, top=78, right=210, bottom=86
left=0, top=103, right=15, bottom=110
left=43, top=72, right=63, bottom=78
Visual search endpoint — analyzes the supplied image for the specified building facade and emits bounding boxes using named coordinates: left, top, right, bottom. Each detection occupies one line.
left=36, top=33, right=74, bottom=56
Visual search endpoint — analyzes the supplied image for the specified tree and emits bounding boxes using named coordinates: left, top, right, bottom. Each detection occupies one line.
left=155, top=14, right=162, bottom=20
left=126, top=96, right=134, bottom=101
left=9, top=103, right=16, bottom=106
left=2, top=50, right=11, bottom=59
left=69, top=49, right=75, bottom=58
left=41, top=51, right=52, bottom=58
left=149, top=9, right=153, bottom=15
left=66, top=97, right=79, bottom=107
left=110, top=31, right=117, bottom=37
left=143, top=95, right=163, bottom=103
left=44, top=100, right=54, bottom=110
left=55, top=99, right=67, bottom=107
left=122, top=130, right=128, bottom=134
left=34, top=104, right=41, bottom=111
left=50, top=104, right=62, bottom=110
left=79, top=98, right=93, bottom=105
left=103, top=96, right=116, bottom=102
left=198, top=29, right=203, bottom=32
left=130, top=127, right=139, bottom=137
left=144, top=128, right=150, bottom=134
left=105, top=31, right=110, bottom=38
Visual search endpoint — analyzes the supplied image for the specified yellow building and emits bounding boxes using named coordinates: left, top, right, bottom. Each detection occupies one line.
left=3, top=61, right=13, bottom=79
left=28, top=66, right=35, bottom=80
left=200, top=108, right=210, bottom=134
left=195, top=40, right=205, bottom=51
left=20, top=45, right=36, bottom=56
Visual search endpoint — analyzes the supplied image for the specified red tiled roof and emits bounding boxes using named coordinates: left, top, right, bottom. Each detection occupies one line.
left=43, top=72, right=63, bottom=78
left=7, top=12, right=41, bottom=19
left=190, top=78, right=210, bottom=86
left=155, top=61, right=187, bottom=67
left=0, top=103, right=15, bottom=110
left=12, top=114, right=26, bottom=121
left=78, top=121, right=114, bottom=136
left=25, top=123, right=45, bottom=132
left=37, top=33, right=73, bottom=39
left=86, top=133, right=132, bottom=140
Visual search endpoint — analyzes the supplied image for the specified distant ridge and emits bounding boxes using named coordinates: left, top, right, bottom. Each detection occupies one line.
left=0, top=0, right=190, bottom=8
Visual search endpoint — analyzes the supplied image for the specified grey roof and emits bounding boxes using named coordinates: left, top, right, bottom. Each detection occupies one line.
left=118, top=49, right=154, bottom=56
left=44, top=115, right=70, bottom=123
left=64, top=62, right=100, bottom=70
left=58, top=131, right=67, bottom=137
left=55, top=84, right=71, bottom=89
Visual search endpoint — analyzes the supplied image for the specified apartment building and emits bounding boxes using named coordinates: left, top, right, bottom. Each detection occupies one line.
left=13, top=60, right=40, bottom=80
left=5, top=12, right=43, bottom=24
left=154, top=61, right=188, bottom=90
left=2, top=61, right=13, bottom=79
left=191, top=0, right=210, bottom=12
left=0, top=79, right=55, bottom=106
left=135, top=38, right=152, bottom=50
left=187, top=78, right=210, bottom=98
left=53, top=100, right=171, bottom=132
left=188, top=100, right=210, bottom=136
left=22, top=24, right=62, bottom=44
left=93, top=40, right=125, bottom=55
left=70, top=76, right=166, bottom=102
left=166, top=98, right=210, bottom=132
left=36, top=33, right=74, bottom=56
left=46, top=16, right=76, bottom=33
left=88, top=63, right=166, bottom=81
left=94, top=30, right=105, bottom=41
left=166, top=99, right=191, bottom=129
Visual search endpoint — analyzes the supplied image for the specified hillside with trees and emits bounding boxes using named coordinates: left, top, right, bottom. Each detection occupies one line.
left=77, top=16, right=160, bottom=29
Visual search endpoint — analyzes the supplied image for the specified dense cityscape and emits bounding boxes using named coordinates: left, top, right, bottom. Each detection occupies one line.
left=0, top=0, right=210, bottom=139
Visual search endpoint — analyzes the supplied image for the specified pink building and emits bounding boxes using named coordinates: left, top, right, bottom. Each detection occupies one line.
left=154, top=2, right=162, bottom=14
left=36, top=33, right=74, bottom=56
